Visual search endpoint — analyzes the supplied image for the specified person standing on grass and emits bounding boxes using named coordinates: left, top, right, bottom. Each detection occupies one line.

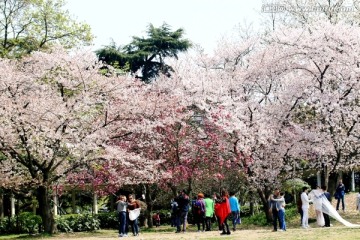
left=193, top=193, right=206, bottom=232
left=311, top=186, right=325, bottom=227
left=170, top=199, right=178, bottom=227
left=335, top=179, right=346, bottom=212
left=277, top=192, right=286, bottom=231
left=127, top=194, right=140, bottom=236
left=204, top=193, right=214, bottom=231
left=322, top=185, right=331, bottom=227
left=301, top=187, right=312, bottom=229
left=175, top=189, right=190, bottom=233
left=214, top=189, right=231, bottom=235
left=356, top=190, right=360, bottom=213
left=229, top=191, right=240, bottom=232
left=268, top=188, right=281, bottom=232
left=116, top=195, right=128, bottom=238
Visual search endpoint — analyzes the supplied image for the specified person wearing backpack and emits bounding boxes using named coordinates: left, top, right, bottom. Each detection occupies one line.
left=193, top=193, right=206, bottom=232
left=174, top=189, right=190, bottom=233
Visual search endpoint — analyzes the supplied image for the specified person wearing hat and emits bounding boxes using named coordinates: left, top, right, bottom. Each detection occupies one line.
left=193, top=193, right=206, bottom=232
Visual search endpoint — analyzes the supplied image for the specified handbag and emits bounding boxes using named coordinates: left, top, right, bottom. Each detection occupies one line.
left=129, top=208, right=141, bottom=221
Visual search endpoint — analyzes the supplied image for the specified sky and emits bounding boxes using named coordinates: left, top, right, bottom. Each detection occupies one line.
left=65, top=0, right=265, bottom=52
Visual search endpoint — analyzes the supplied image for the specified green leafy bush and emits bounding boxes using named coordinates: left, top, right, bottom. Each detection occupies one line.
left=241, top=211, right=268, bottom=226
left=0, top=213, right=42, bottom=234
left=97, top=212, right=118, bottom=229
left=55, top=214, right=100, bottom=232
left=0, top=217, right=16, bottom=234
left=18, top=212, right=42, bottom=234
left=55, top=215, right=73, bottom=233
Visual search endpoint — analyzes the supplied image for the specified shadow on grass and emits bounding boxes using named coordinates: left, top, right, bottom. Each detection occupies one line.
left=0, top=233, right=52, bottom=239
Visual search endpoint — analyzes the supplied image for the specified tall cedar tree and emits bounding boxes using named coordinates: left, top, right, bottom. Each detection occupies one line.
left=96, top=23, right=191, bottom=82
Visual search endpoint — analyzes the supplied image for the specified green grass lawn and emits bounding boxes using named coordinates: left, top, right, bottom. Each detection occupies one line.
left=2, top=225, right=360, bottom=240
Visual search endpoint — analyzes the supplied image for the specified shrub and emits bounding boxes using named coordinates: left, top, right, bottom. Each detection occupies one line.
left=0, top=213, right=42, bottom=234
left=241, top=211, right=268, bottom=226
left=18, top=212, right=42, bottom=234
left=0, top=217, right=16, bottom=234
left=55, top=214, right=100, bottom=232
left=97, top=212, right=118, bottom=229
left=55, top=215, right=73, bottom=233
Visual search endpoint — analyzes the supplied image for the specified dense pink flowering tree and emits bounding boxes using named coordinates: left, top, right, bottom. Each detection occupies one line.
left=168, top=21, right=360, bottom=220
left=256, top=22, right=360, bottom=189
left=154, top=116, right=239, bottom=192
left=0, top=47, right=184, bottom=233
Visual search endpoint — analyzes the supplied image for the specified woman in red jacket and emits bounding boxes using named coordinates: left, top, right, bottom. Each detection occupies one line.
left=215, top=189, right=231, bottom=235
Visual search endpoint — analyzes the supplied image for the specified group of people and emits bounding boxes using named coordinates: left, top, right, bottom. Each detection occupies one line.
left=270, top=179, right=353, bottom=232
left=116, top=194, right=141, bottom=237
left=116, top=180, right=356, bottom=237
left=269, top=189, right=287, bottom=231
left=299, top=185, right=332, bottom=228
left=171, top=189, right=241, bottom=235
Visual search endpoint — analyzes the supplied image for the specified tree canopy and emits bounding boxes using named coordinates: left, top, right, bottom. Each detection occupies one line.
left=0, top=0, right=93, bottom=58
left=96, top=23, right=191, bottom=82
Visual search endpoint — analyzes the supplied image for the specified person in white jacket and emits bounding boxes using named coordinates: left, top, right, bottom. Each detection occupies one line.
left=301, top=187, right=312, bottom=229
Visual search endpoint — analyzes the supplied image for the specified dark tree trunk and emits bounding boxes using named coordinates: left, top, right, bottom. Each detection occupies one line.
left=37, top=185, right=55, bottom=234
left=109, top=194, right=115, bottom=212
left=249, top=190, right=255, bottom=215
left=170, top=185, right=177, bottom=197
left=145, top=184, right=153, bottom=228
left=328, top=171, right=339, bottom=199
left=257, top=187, right=272, bottom=223
left=0, top=190, right=3, bottom=219
left=186, top=178, right=193, bottom=197
left=71, top=190, right=76, bottom=214
left=140, top=184, right=158, bottom=228
left=249, top=201, right=255, bottom=215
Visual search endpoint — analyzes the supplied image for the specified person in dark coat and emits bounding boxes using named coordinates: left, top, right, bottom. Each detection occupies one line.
left=322, top=185, right=331, bottom=227
left=335, top=179, right=346, bottom=211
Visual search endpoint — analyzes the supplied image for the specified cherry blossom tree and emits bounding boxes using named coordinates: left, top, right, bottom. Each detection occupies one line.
left=163, top=38, right=294, bottom=221
left=0, top=46, right=185, bottom=233
left=258, top=22, right=360, bottom=189
left=260, top=0, right=360, bottom=32
left=165, top=21, right=360, bottom=221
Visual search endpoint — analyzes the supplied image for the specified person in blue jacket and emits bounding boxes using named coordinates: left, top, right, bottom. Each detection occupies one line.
left=229, top=191, right=240, bottom=231
left=335, top=179, right=346, bottom=212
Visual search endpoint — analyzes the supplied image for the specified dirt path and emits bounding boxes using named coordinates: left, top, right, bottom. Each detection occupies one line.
left=47, top=226, right=360, bottom=240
